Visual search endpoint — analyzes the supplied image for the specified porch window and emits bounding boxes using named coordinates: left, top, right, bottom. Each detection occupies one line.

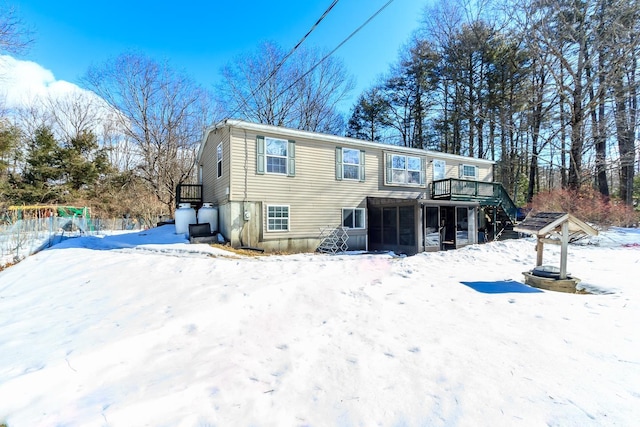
left=424, top=206, right=440, bottom=247
left=398, top=206, right=415, bottom=245
left=369, top=206, right=382, bottom=244
left=342, top=208, right=365, bottom=229
left=459, top=164, right=478, bottom=179
left=267, top=205, right=289, bottom=231
left=386, top=153, right=425, bottom=185
left=382, top=207, right=397, bottom=245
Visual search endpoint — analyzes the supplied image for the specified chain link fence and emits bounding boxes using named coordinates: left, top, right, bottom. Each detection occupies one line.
left=0, top=216, right=143, bottom=267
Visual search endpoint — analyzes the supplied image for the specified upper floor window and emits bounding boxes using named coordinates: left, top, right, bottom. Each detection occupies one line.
left=460, top=164, right=478, bottom=179
left=433, top=159, right=446, bottom=180
left=385, top=153, right=425, bottom=186
left=256, top=136, right=296, bottom=176
left=335, top=147, right=365, bottom=181
left=266, top=138, right=288, bottom=174
left=216, top=143, right=223, bottom=178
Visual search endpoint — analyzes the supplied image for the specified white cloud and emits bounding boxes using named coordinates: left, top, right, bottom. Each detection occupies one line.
left=0, top=54, right=95, bottom=108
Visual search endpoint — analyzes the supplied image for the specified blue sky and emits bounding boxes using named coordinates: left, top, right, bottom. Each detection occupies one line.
left=10, top=0, right=428, bottom=113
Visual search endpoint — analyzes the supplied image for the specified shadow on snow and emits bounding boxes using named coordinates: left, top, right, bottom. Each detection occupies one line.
left=43, top=225, right=188, bottom=252
left=460, top=280, right=543, bottom=294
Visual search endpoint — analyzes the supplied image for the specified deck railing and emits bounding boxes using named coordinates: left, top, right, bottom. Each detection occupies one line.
left=176, top=184, right=203, bottom=207
left=431, top=178, right=518, bottom=222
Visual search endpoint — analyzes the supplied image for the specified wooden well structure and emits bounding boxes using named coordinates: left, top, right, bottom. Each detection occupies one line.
left=514, top=212, right=598, bottom=291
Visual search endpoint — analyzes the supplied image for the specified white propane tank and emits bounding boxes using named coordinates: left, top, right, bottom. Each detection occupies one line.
left=198, top=203, right=218, bottom=233
left=175, top=203, right=196, bottom=236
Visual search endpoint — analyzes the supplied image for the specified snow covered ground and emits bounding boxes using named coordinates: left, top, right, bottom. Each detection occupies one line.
left=0, top=225, right=639, bottom=426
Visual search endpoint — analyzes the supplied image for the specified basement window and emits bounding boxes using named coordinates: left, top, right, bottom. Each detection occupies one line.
left=267, top=205, right=289, bottom=232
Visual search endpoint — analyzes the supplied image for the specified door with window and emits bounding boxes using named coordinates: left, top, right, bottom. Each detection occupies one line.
left=424, top=206, right=440, bottom=249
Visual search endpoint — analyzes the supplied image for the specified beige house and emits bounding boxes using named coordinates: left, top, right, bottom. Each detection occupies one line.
left=190, top=119, right=517, bottom=254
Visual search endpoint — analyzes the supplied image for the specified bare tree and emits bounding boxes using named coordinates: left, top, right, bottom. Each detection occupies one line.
left=0, top=5, right=32, bottom=54
left=84, top=52, right=212, bottom=214
left=216, top=41, right=353, bottom=134
left=44, top=90, right=105, bottom=142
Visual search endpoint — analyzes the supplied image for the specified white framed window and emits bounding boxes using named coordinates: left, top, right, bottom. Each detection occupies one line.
left=343, top=148, right=360, bottom=180
left=266, top=205, right=289, bottom=232
left=385, top=153, right=425, bottom=185
left=256, top=136, right=296, bottom=176
left=266, top=137, right=288, bottom=174
left=336, top=147, right=365, bottom=181
left=342, top=208, right=365, bottom=229
left=460, top=164, right=478, bottom=179
left=216, top=143, right=223, bottom=178
left=433, top=159, right=446, bottom=180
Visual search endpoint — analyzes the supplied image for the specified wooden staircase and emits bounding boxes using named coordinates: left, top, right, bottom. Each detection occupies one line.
left=431, top=178, right=519, bottom=226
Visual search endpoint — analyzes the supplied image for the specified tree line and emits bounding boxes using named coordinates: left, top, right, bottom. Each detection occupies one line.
left=1, top=0, right=638, bottom=225
left=347, top=0, right=639, bottom=208
left=0, top=54, right=213, bottom=225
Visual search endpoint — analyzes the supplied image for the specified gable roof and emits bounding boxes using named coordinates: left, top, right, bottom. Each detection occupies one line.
left=514, top=212, right=598, bottom=238
left=197, top=119, right=497, bottom=166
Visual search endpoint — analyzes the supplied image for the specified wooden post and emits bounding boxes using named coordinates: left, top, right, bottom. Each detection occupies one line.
left=560, top=221, right=569, bottom=279
left=536, top=238, right=544, bottom=266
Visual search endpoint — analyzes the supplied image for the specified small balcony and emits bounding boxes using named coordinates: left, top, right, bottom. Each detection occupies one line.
left=431, top=178, right=518, bottom=223
left=176, top=184, right=203, bottom=208
left=432, top=178, right=501, bottom=203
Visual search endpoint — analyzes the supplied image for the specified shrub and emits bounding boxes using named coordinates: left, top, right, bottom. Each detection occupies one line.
left=529, top=187, right=639, bottom=227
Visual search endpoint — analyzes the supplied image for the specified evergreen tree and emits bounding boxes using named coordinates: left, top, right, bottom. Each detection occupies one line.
left=17, top=126, right=64, bottom=203
left=59, top=131, right=111, bottom=192
left=346, top=87, right=390, bottom=141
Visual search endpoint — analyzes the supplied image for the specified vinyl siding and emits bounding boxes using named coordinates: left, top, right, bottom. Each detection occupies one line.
left=228, top=127, right=369, bottom=240
left=200, top=126, right=231, bottom=205
left=225, top=126, right=493, bottom=241
left=425, top=158, right=492, bottom=182
left=198, top=121, right=495, bottom=245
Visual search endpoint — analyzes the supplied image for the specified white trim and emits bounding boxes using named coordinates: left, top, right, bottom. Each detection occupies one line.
left=342, top=147, right=361, bottom=181
left=342, top=207, right=366, bottom=229
left=386, top=153, right=425, bottom=187
left=460, top=164, right=478, bottom=179
left=216, top=142, right=223, bottom=179
left=266, top=204, right=290, bottom=232
left=198, top=119, right=496, bottom=166
left=433, top=159, right=446, bottom=180
left=264, top=137, right=289, bottom=175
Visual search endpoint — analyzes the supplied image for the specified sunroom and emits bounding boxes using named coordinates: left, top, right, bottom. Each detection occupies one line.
left=367, top=197, right=480, bottom=255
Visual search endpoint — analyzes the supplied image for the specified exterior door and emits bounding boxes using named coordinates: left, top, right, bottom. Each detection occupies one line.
left=424, top=206, right=440, bottom=249
left=440, top=206, right=456, bottom=250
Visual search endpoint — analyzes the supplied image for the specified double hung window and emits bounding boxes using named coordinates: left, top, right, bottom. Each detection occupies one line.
left=336, top=147, right=365, bottom=181
left=385, top=153, right=425, bottom=186
left=256, top=136, right=295, bottom=176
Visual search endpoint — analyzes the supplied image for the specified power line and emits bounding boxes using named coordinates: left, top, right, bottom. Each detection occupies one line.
left=227, top=0, right=340, bottom=118
left=271, top=0, right=396, bottom=118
